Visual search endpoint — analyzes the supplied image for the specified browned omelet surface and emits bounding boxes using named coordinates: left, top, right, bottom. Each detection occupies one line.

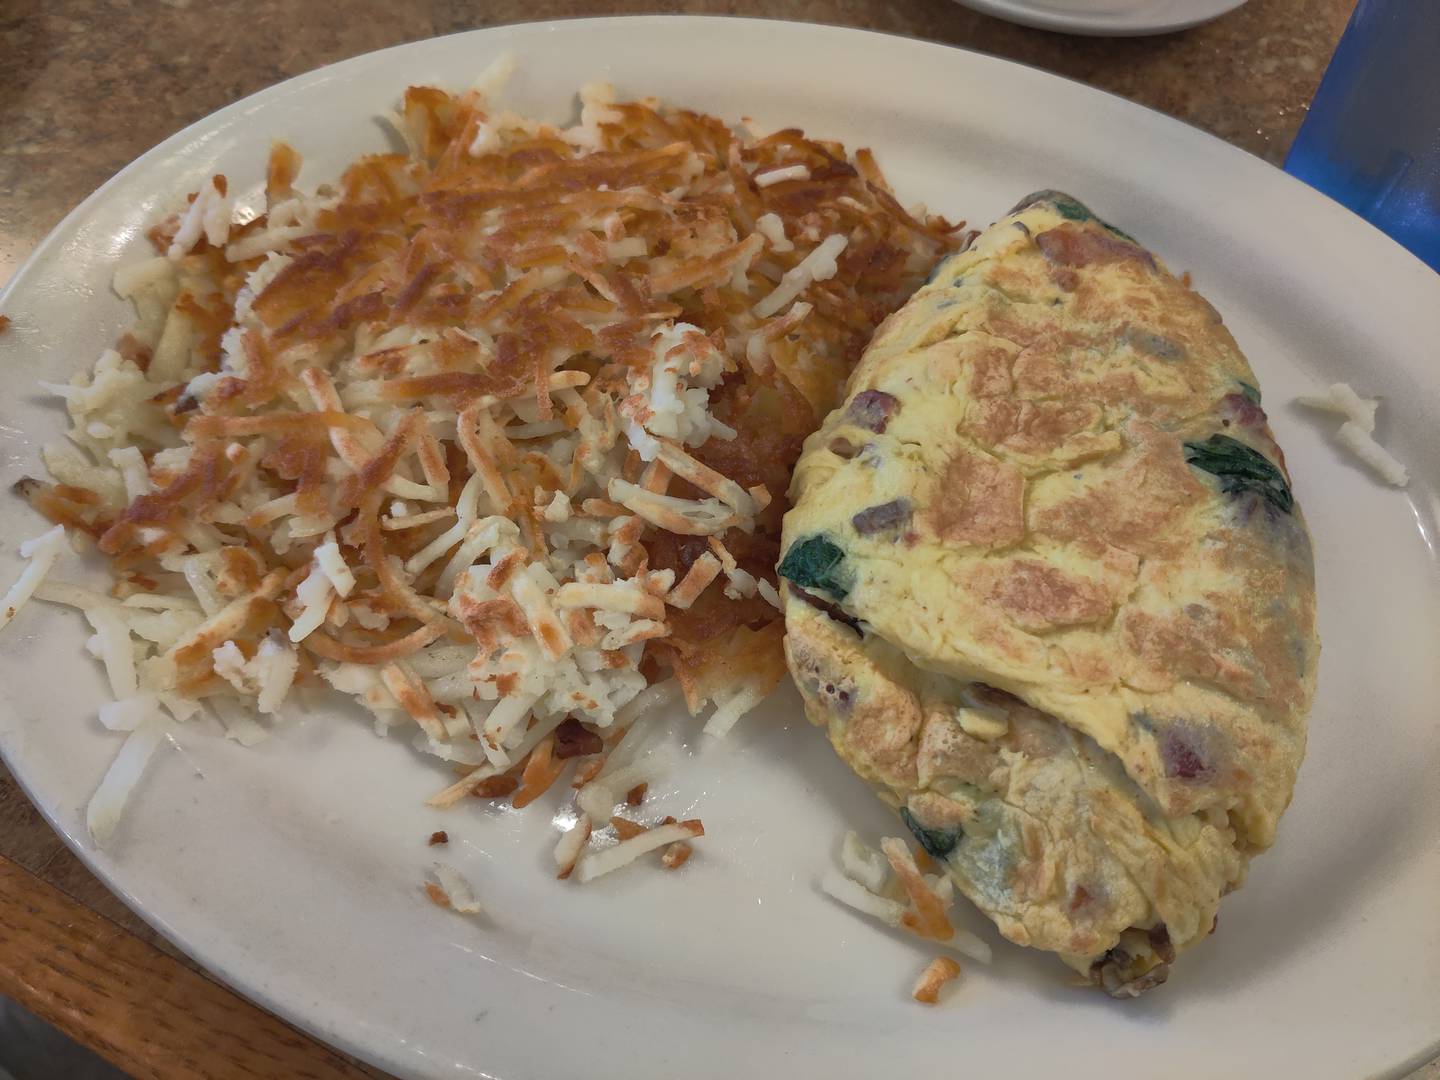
left=780, top=192, right=1318, bottom=994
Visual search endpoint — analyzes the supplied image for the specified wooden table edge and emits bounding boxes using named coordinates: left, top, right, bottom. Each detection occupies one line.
left=0, top=852, right=390, bottom=1080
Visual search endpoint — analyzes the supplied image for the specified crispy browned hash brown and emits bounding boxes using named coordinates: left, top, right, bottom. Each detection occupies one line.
left=10, top=72, right=963, bottom=865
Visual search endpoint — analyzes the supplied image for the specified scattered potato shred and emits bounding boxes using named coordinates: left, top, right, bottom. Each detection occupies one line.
left=911, top=956, right=962, bottom=1005
left=822, top=830, right=992, bottom=970
left=425, top=862, right=485, bottom=915
left=1296, top=381, right=1408, bottom=486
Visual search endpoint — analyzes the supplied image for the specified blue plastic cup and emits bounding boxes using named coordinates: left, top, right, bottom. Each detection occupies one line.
left=1285, top=0, right=1440, bottom=271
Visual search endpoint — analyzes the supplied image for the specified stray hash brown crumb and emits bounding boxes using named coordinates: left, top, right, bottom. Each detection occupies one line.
left=609, top=814, right=647, bottom=840
left=428, top=830, right=449, bottom=846
left=424, top=882, right=451, bottom=908
left=911, top=956, right=962, bottom=1004
left=881, top=837, right=955, bottom=942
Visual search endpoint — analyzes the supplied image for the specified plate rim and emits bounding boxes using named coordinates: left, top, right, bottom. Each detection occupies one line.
left=951, top=0, right=1250, bottom=36
left=1, top=15, right=1437, bottom=1080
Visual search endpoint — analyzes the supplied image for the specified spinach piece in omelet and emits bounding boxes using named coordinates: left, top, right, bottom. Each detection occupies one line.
left=1183, top=434, right=1294, bottom=514
left=778, top=534, right=852, bottom=600
left=900, top=808, right=962, bottom=860
left=1009, top=189, right=1140, bottom=244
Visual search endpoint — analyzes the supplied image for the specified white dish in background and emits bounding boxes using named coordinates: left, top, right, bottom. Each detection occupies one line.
left=954, top=0, right=1248, bottom=36
left=1, top=16, right=1437, bottom=1080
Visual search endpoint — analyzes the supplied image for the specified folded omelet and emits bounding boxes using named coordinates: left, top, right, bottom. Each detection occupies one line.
left=780, top=192, right=1318, bottom=995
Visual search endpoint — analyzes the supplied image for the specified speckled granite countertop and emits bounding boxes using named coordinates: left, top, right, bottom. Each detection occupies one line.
left=7, top=2, right=1436, bottom=1079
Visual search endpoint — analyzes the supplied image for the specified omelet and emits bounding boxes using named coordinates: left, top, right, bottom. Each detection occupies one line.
left=779, top=192, right=1318, bottom=995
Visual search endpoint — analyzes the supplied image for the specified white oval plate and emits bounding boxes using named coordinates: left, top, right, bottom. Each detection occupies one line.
left=1, top=17, right=1437, bottom=1080
left=954, top=0, right=1247, bottom=36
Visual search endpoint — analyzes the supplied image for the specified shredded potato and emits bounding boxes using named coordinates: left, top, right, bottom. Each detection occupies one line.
left=911, top=956, right=962, bottom=1005
left=574, top=820, right=704, bottom=883
left=10, top=68, right=960, bottom=855
left=823, top=834, right=993, bottom=967
left=425, top=862, right=485, bottom=915
left=1296, top=381, right=1407, bottom=486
